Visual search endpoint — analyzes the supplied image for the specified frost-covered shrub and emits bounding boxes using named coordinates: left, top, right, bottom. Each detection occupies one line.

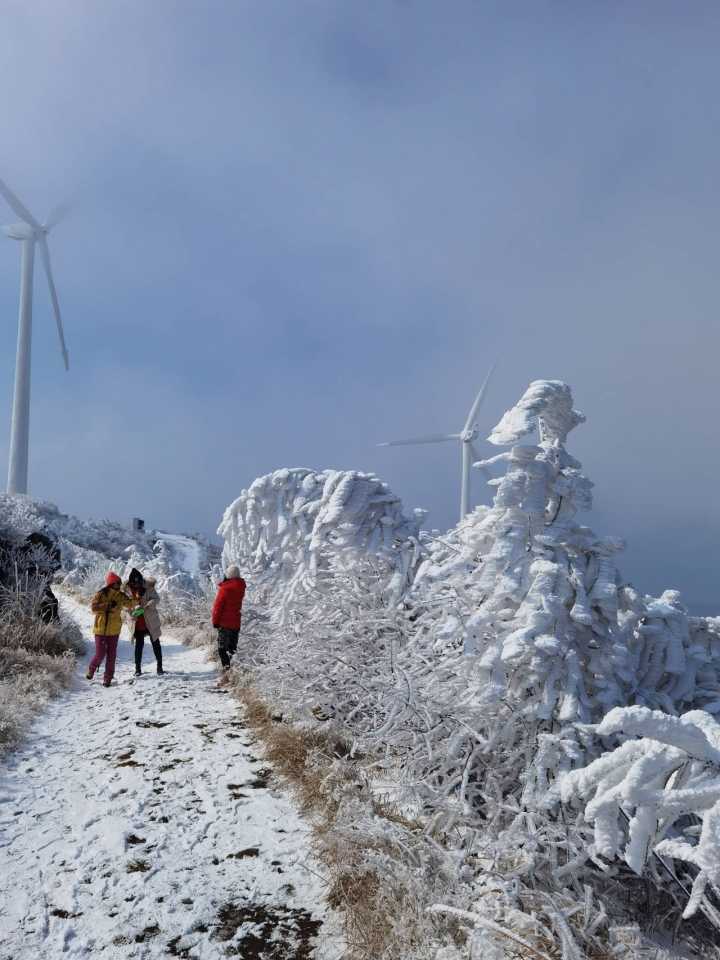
left=0, top=494, right=155, bottom=562
left=216, top=468, right=428, bottom=740
left=343, top=383, right=619, bottom=831
left=218, top=468, right=426, bottom=612
left=0, top=576, right=84, bottom=749
left=561, top=706, right=720, bottom=924
left=209, top=382, right=720, bottom=957
left=380, top=382, right=720, bottom=821
left=239, top=555, right=409, bottom=729
left=413, top=381, right=630, bottom=722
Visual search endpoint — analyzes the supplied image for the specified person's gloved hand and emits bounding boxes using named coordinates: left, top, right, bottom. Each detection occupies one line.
left=131, top=607, right=144, bottom=618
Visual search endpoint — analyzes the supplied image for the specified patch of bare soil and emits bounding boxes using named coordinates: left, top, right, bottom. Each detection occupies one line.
left=226, top=783, right=248, bottom=799
left=214, top=901, right=322, bottom=959
left=247, top=767, right=272, bottom=789
left=227, top=847, right=260, bottom=859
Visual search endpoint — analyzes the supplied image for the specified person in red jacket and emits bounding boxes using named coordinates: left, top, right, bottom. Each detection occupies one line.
left=211, top=565, right=246, bottom=670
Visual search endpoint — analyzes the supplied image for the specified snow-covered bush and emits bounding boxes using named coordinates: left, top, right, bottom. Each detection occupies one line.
left=216, top=467, right=430, bottom=750
left=218, top=468, right=426, bottom=612
left=209, top=381, right=720, bottom=957
left=0, top=495, right=215, bottom=603
left=0, top=494, right=155, bottom=562
left=241, top=554, right=409, bottom=728
left=561, top=706, right=720, bottom=925
left=375, top=382, right=720, bottom=820
left=342, top=382, right=622, bottom=832
left=0, top=574, right=84, bottom=749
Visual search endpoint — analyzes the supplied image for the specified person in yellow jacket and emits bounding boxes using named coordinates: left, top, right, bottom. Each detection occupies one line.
left=87, top=572, right=136, bottom=687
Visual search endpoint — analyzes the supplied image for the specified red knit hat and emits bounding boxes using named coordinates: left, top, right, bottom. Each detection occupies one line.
left=105, top=572, right=121, bottom=587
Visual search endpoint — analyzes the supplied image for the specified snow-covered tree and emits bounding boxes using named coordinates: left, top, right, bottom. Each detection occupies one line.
left=369, top=380, right=720, bottom=829
left=218, top=468, right=426, bottom=610
left=414, top=379, right=634, bottom=726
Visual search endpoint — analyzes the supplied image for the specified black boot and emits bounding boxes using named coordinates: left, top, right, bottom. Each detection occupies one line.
left=151, top=638, right=163, bottom=674
left=134, top=633, right=145, bottom=675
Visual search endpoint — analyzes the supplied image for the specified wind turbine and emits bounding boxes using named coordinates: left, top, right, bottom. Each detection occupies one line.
left=378, top=364, right=496, bottom=521
left=0, top=177, right=70, bottom=496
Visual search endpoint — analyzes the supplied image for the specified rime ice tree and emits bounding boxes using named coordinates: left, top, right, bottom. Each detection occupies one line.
left=461, top=379, right=635, bottom=725
left=408, top=381, right=634, bottom=732
left=216, top=468, right=427, bottom=725
left=388, top=381, right=678, bottom=825
left=218, top=468, right=425, bottom=613
left=390, top=380, right=720, bottom=830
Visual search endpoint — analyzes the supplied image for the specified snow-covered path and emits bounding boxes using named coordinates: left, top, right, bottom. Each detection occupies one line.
left=0, top=599, right=340, bottom=959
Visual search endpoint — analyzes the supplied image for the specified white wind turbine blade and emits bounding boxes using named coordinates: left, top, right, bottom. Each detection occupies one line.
left=38, top=235, right=70, bottom=371
left=0, top=177, right=40, bottom=229
left=44, top=202, right=71, bottom=230
left=378, top=433, right=460, bottom=447
left=463, top=360, right=498, bottom=434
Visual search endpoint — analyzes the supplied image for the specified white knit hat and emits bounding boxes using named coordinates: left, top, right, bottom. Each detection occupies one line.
left=226, top=564, right=240, bottom=578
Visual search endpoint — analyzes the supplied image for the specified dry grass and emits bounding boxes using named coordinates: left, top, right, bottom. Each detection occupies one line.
left=230, top=682, right=345, bottom=814
left=226, top=679, right=466, bottom=960
left=327, top=867, right=393, bottom=956
left=0, top=581, right=84, bottom=750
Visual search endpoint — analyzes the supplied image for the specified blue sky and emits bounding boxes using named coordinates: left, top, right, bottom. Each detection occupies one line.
left=0, top=1, right=718, bottom=611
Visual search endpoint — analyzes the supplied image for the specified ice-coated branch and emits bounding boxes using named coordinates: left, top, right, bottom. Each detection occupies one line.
left=562, top=705, right=720, bottom=922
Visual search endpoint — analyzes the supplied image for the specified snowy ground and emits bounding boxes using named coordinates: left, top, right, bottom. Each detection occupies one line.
left=155, top=533, right=203, bottom=579
left=0, top=598, right=342, bottom=959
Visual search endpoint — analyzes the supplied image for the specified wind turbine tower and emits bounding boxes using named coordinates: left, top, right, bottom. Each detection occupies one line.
left=379, top=363, right=496, bottom=521
left=0, top=178, right=69, bottom=495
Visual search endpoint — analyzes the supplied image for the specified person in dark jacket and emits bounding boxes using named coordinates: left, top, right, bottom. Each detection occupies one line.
left=125, top=568, right=164, bottom=676
left=211, top=565, right=246, bottom=670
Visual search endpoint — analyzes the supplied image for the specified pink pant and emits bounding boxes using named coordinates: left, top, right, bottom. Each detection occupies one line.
left=89, top=635, right=120, bottom=684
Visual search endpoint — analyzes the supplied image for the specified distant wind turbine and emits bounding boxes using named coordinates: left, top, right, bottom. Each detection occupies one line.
left=378, top=364, right=496, bottom=521
left=0, top=177, right=70, bottom=495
